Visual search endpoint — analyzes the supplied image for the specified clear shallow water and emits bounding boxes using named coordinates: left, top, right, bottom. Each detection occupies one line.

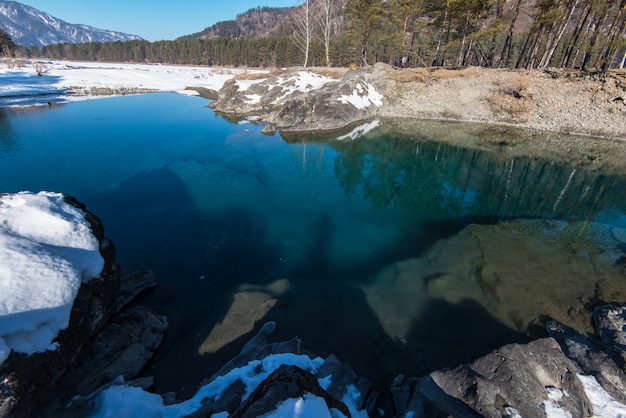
left=1, top=93, right=625, bottom=397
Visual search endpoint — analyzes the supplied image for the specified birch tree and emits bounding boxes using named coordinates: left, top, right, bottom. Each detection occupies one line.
left=318, top=0, right=341, bottom=66
left=293, top=0, right=314, bottom=67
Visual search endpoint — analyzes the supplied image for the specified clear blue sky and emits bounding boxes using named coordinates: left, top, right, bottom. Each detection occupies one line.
left=19, top=1, right=297, bottom=41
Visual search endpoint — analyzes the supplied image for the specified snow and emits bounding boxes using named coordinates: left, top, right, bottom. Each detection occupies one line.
left=244, top=93, right=263, bottom=104
left=89, top=352, right=369, bottom=418
left=0, top=59, right=261, bottom=106
left=276, top=72, right=333, bottom=95
left=0, top=191, right=104, bottom=366
left=236, top=78, right=266, bottom=92
left=235, top=71, right=333, bottom=105
left=338, top=81, right=383, bottom=110
left=262, top=394, right=336, bottom=418
left=341, top=385, right=369, bottom=418
left=91, top=353, right=325, bottom=417
left=577, top=374, right=626, bottom=417
left=542, top=386, right=573, bottom=418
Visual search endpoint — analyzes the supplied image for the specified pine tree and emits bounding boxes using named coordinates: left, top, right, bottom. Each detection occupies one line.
left=0, top=29, right=15, bottom=57
left=345, top=0, right=385, bottom=66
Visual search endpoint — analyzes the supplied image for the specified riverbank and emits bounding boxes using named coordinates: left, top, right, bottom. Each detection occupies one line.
left=377, top=65, right=626, bottom=140
left=2, top=59, right=625, bottom=140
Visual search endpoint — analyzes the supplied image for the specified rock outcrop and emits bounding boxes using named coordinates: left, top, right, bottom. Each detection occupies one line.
left=390, top=305, right=626, bottom=418
left=210, top=63, right=394, bottom=133
left=80, top=303, right=626, bottom=417
left=0, top=196, right=166, bottom=418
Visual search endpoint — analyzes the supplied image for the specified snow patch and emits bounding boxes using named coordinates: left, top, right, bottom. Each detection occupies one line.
left=244, top=93, right=262, bottom=104
left=262, top=393, right=336, bottom=418
left=0, top=191, right=104, bottom=365
left=577, top=374, right=626, bottom=417
left=235, top=71, right=334, bottom=106
left=342, top=385, right=369, bottom=418
left=542, top=385, right=573, bottom=417
left=338, top=82, right=383, bottom=110
left=91, top=353, right=326, bottom=417
left=236, top=78, right=265, bottom=92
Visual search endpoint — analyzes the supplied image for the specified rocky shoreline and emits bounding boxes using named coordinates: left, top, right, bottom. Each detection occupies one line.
left=209, top=63, right=626, bottom=141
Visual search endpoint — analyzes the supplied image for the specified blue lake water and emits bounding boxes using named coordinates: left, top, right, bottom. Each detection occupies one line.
left=1, top=93, right=625, bottom=398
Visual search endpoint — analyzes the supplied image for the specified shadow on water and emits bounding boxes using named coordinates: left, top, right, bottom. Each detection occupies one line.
left=403, top=299, right=530, bottom=373
left=290, top=213, right=333, bottom=281
left=84, top=167, right=273, bottom=396
left=85, top=165, right=512, bottom=399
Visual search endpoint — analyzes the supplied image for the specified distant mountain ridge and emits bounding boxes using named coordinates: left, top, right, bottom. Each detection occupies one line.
left=0, top=0, right=142, bottom=47
left=184, top=6, right=294, bottom=40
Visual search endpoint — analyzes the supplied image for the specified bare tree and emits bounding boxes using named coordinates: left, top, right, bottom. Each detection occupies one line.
left=293, top=0, right=314, bottom=67
left=318, top=0, right=339, bottom=66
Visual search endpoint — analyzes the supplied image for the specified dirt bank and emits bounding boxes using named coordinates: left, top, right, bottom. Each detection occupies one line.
left=375, top=66, right=626, bottom=140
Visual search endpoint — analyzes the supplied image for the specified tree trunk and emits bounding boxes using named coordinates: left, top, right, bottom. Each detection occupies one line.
left=433, top=0, right=450, bottom=66
left=593, top=0, right=626, bottom=71
left=498, top=0, right=522, bottom=67
left=539, top=0, right=579, bottom=68
left=582, top=3, right=611, bottom=71
left=561, top=1, right=592, bottom=68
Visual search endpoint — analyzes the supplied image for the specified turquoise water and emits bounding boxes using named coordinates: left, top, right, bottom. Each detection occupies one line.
left=1, top=93, right=625, bottom=397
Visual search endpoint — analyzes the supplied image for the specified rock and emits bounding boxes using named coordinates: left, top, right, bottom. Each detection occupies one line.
left=50, top=306, right=167, bottom=399
left=231, top=364, right=351, bottom=418
left=547, top=320, right=626, bottom=404
left=215, top=321, right=302, bottom=377
left=0, top=195, right=121, bottom=418
left=593, top=303, right=626, bottom=370
left=210, top=66, right=391, bottom=133
left=318, top=354, right=379, bottom=413
left=393, top=338, right=592, bottom=418
left=263, top=76, right=384, bottom=132
left=264, top=64, right=395, bottom=133
left=391, top=374, right=483, bottom=418
left=111, top=270, right=158, bottom=313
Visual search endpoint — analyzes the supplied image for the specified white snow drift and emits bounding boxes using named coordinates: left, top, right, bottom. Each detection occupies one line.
left=0, top=191, right=104, bottom=365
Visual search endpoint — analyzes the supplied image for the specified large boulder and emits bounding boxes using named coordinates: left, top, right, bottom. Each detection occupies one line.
left=210, top=64, right=395, bottom=133
left=392, top=338, right=591, bottom=418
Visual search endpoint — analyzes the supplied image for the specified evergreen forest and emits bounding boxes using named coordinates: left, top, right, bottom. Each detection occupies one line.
left=13, top=0, right=626, bottom=71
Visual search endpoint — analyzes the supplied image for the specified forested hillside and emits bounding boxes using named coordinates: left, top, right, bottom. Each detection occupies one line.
left=17, top=0, right=626, bottom=71
left=183, top=7, right=294, bottom=39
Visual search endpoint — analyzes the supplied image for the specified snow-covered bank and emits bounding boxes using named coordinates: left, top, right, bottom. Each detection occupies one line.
left=0, top=60, right=259, bottom=106
left=0, top=192, right=103, bottom=366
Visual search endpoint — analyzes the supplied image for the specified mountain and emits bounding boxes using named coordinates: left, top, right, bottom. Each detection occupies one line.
left=183, top=6, right=294, bottom=40
left=0, top=1, right=142, bottom=47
